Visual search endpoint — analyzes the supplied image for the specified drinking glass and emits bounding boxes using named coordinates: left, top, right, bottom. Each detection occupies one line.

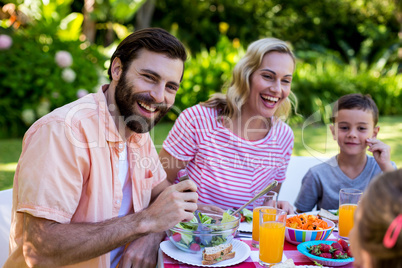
left=259, top=208, right=287, bottom=267
left=251, top=190, right=277, bottom=248
left=338, top=188, right=363, bottom=240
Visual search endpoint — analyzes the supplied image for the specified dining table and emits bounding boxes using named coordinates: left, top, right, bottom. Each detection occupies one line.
left=157, top=230, right=354, bottom=268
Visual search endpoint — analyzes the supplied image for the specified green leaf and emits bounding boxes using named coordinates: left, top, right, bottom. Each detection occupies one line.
left=110, top=0, right=147, bottom=22
left=57, top=13, right=84, bottom=41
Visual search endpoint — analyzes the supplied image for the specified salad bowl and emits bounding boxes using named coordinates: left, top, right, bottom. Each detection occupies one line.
left=166, top=211, right=240, bottom=253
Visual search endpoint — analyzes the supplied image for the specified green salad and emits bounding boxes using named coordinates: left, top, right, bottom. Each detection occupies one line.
left=170, top=210, right=237, bottom=251
left=333, top=210, right=339, bottom=216
left=240, top=208, right=253, bottom=223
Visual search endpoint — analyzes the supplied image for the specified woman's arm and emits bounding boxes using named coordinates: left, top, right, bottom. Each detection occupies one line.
left=150, top=148, right=188, bottom=205
left=159, top=148, right=188, bottom=183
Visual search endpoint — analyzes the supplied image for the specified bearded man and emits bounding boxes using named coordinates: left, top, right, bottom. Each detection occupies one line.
left=5, top=28, right=198, bottom=268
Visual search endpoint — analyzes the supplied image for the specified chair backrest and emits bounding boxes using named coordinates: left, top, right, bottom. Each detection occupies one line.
left=278, top=156, right=328, bottom=210
left=0, top=189, right=13, bottom=267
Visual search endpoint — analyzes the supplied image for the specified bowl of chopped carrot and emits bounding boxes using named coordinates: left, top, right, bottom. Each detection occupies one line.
left=285, top=214, right=335, bottom=245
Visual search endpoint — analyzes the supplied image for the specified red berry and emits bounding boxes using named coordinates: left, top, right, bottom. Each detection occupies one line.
left=333, top=250, right=348, bottom=259
left=190, top=243, right=201, bottom=251
left=241, top=215, right=245, bottom=222
left=308, top=245, right=322, bottom=256
left=331, top=242, right=343, bottom=251
left=321, top=244, right=331, bottom=253
left=346, top=247, right=353, bottom=258
left=319, top=253, right=332, bottom=259
left=338, top=239, right=349, bottom=251
left=172, top=233, right=181, bottom=242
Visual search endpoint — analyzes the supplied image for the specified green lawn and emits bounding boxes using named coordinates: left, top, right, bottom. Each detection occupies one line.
left=1, top=116, right=401, bottom=191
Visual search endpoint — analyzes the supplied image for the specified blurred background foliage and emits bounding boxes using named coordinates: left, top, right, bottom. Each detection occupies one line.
left=0, top=0, right=401, bottom=138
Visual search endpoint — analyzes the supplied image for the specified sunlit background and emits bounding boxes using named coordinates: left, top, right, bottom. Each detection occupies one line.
left=1, top=0, right=401, bottom=190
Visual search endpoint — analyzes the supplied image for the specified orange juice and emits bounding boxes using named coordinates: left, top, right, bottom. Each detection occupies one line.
left=339, top=204, right=357, bottom=238
left=259, top=222, right=285, bottom=264
left=252, top=207, right=276, bottom=245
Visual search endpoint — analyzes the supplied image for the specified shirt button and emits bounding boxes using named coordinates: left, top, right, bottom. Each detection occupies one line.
left=116, top=200, right=120, bottom=204
left=119, top=143, right=123, bottom=148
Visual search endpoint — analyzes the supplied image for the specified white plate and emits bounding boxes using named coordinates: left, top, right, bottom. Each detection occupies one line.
left=238, top=221, right=252, bottom=232
left=160, top=239, right=251, bottom=267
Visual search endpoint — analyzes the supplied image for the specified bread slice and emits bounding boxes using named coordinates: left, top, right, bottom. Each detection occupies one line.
left=202, top=244, right=235, bottom=265
left=202, top=244, right=233, bottom=261
left=318, top=208, right=339, bottom=223
left=271, top=258, right=296, bottom=267
left=201, top=251, right=235, bottom=265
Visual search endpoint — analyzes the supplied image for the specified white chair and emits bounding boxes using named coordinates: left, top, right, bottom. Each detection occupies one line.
left=0, top=188, right=13, bottom=267
left=278, top=156, right=328, bottom=210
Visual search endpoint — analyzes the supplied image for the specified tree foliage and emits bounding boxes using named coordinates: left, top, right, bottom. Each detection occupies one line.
left=151, top=0, right=400, bottom=69
left=1, top=0, right=401, bottom=138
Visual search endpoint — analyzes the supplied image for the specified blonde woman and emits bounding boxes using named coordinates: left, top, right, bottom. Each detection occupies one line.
left=159, top=37, right=297, bottom=213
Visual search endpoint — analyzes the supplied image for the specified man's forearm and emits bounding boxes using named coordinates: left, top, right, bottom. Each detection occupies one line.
left=23, top=180, right=198, bottom=268
left=23, top=211, right=152, bottom=268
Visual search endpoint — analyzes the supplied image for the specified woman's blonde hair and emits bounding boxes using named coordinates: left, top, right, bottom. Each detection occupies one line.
left=201, top=37, right=297, bottom=120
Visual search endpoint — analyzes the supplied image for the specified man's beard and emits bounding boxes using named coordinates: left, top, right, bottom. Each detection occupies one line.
left=115, top=73, right=171, bottom=133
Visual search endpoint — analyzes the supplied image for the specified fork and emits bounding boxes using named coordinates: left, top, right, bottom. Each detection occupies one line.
left=194, top=210, right=212, bottom=246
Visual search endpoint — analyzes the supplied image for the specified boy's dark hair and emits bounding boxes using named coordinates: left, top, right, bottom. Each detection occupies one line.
left=331, top=93, right=379, bottom=125
left=107, top=28, right=187, bottom=80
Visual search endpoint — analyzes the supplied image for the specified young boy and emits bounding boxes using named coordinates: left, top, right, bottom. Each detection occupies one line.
left=294, top=93, right=396, bottom=212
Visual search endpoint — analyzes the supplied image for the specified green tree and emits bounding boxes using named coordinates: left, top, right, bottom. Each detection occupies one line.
left=151, top=0, right=399, bottom=71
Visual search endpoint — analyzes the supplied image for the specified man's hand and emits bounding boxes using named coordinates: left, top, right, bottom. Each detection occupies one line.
left=119, top=232, right=164, bottom=268
left=366, top=138, right=394, bottom=172
left=277, top=200, right=295, bottom=214
left=143, top=179, right=198, bottom=232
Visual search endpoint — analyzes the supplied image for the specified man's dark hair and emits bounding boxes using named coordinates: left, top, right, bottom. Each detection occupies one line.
left=331, top=93, right=379, bottom=125
left=107, top=28, right=187, bottom=80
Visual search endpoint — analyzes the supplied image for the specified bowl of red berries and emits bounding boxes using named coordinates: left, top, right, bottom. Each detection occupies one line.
left=297, top=239, right=354, bottom=266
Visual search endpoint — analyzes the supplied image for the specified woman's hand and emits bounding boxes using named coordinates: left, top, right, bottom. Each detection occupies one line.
left=197, top=203, right=226, bottom=214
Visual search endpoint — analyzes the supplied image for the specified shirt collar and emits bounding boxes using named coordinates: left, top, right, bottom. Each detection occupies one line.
left=94, top=84, right=148, bottom=150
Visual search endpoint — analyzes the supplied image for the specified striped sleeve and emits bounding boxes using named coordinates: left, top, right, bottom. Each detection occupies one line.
left=163, top=106, right=200, bottom=161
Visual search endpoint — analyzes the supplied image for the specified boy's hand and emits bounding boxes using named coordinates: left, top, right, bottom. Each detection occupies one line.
left=277, top=201, right=295, bottom=215
left=366, top=138, right=394, bottom=172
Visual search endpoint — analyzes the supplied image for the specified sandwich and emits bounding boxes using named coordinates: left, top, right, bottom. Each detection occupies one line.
left=318, top=208, right=339, bottom=223
left=201, top=243, right=235, bottom=265
left=271, top=259, right=296, bottom=267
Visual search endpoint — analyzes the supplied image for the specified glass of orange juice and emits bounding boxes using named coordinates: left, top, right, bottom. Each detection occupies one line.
left=338, top=188, right=363, bottom=240
left=251, top=190, right=277, bottom=248
left=259, top=208, right=287, bottom=267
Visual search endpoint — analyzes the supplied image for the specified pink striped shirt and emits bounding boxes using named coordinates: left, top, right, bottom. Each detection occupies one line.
left=163, top=105, right=294, bottom=210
